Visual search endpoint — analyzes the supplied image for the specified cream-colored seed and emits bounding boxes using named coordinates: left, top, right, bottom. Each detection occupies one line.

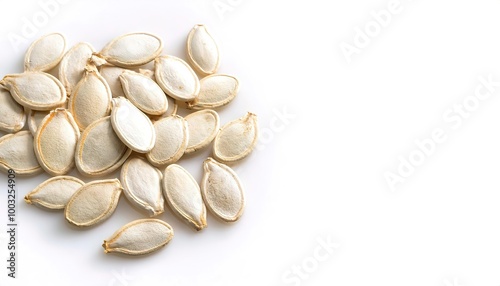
left=24, top=176, right=84, bottom=210
left=59, top=42, right=95, bottom=95
left=188, top=74, right=239, bottom=110
left=154, top=55, right=200, bottom=101
left=184, top=109, right=219, bottom=154
left=186, top=24, right=220, bottom=76
left=0, top=131, right=42, bottom=175
left=0, top=88, right=26, bottom=133
left=213, top=112, right=258, bottom=163
left=27, top=109, right=50, bottom=136
left=146, top=115, right=188, bottom=167
left=103, top=219, right=173, bottom=255
left=65, top=179, right=123, bottom=227
left=24, top=33, right=66, bottom=72
left=99, top=65, right=128, bottom=98
left=119, top=70, right=168, bottom=115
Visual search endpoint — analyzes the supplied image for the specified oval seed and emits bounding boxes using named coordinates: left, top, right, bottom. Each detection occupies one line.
left=146, top=115, right=188, bottom=167
left=95, top=33, right=162, bottom=68
left=121, top=157, right=164, bottom=217
left=103, top=219, right=173, bottom=255
left=27, top=109, right=50, bottom=136
left=187, top=74, right=239, bottom=110
left=154, top=56, right=200, bottom=101
left=186, top=24, right=220, bottom=76
left=0, top=88, right=26, bottom=133
left=148, top=96, right=178, bottom=122
left=99, top=65, right=128, bottom=98
left=119, top=70, right=168, bottom=115
left=0, top=131, right=42, bottom=175
left=0, top=72, right=66, bottom=111
left=75, top=116, right=131, bottom=177
left=24, top=176, right=84, bottom=210
left=68, top=65, right=112, bottom=130
left=34, top=108, right=80, bottom=176
left=24, top=33, right=66, bottom=72
left=184, top=110, right=219, bottom=154
left=162, top=164, right=206, bottom=231
left=111, top=97, right=156, bottom=153
left=59, top=42, right=95, bottom=95
left=65, top=179, right=123, bottom=227
left=213, top=112, right=258, bottom=163
left=201, top=158, right=245, bottom=222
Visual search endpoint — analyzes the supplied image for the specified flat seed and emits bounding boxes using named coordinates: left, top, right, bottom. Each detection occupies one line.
left=148, top=96, right=178, bottom=122
left=146, top=115, right=188, bottom=167
left=94, top=33, right=162, bottom=68
left=0, top=71, right=66, bottom=111
left=99, top=65, right=128, bottom=98
left=27, top=109, right=50, bottom=136
left=59, top=42, right=95, bottom=95
left=34, top=108, right=80, bottom=176
left=68, top=65, right=112, bottom=130
left=75, top=116, right=131, bottom=177
left=65, top=179, right=122, bottom=227
left=187, top=74, right=239, bottom=110
left=201, top=158, right=244, bottom=222
left=121, top=157, right=164, bottom=217
left=24, top=33, right=66, bottom=72
left=111, top=97, right=156, bottom=153
left=0, top=131, right=42, bottom=175
left=186, top=24, right=220, bottom=76
left=0, top=87, right=26, bottom=133
left=24, top=176, right=84, bottom=210
left=162, top=164, right=206, bottom=231
left=103, top=219, right=173, bottom=255
left=184, top=110, right=219, bottom=154
left=119, top=70, right=168, bottom=115
left=213, top=112, right=258, bottom=163
left=154, top=55, right=200, bottom=101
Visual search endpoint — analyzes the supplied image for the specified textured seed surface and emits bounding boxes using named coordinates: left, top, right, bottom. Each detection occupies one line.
left=28, top=109, right=50, bottom=136
left=59, top=42, right=95, bottom=95
left=99, top=65, right=128, bottom=98
left=0, top=72, right=66, bottom=110
left=121, top=157, right=164, bottom=217
left=154, top=56, right=200, bottom=101
left=185, top=110, right=219, bottom=154
left=213, top=112, right=258, bottom=163
left=24, top=176, right=84, bottom=210
left=119, top=70, right=168, bottom=115
left=0, top=88, right=26, bottom=133
left=24, top=33, right=66, bottom=72
left=75, top=116, right=131, bottom=177
left=186, top=24, right=220, bottom=76
left=201, top=158, right=245, bottom=222
left=65, top=179, right=122, bottom=227
left=111, top=97, right=156, bottom=153
left=103, top=219, right=173, bottom=255
left=146, top=115, right=188, bottom=167
left=162, top=164, right=206, bottom=231
left=96, top=33, right=162, bottom=68
left=34, top=108, right=80, bottom=176
left=68, top=65, right=112, bottom=130
left=0, top=131, right=42, bottom=175
left=188, top=74, right=239, bottom=110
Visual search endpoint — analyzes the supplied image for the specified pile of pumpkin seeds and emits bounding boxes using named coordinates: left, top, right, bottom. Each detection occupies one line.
left=0, top=25, right=258, bottom=256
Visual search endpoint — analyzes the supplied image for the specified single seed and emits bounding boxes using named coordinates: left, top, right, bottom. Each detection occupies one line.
left=102, top=219, right=173, bottom=256
left=184, top=110, right=219, bottom=154
left=99, top=65, right=129, bottom=98
left=119, top=70, right=168, bottom=115
left=24, top=176, right=84, bottom=210
left=186, top=24, right=220, bottom=76
left=27, top=109, right=50, bottom=136
left=187, top=74, right=239, bottom=110
left=0, top=87, right=26, bottom=133
left=154, top=55, right=200, bottom=101
left=59, top=42, right=95, bottom=95
left=0, top=131, right=42, bottom=175
left=213, top=112, right=258, bottom=163
left=146, top=115, right=188, bottom=167
left=24, top=33, right=66, bottom=72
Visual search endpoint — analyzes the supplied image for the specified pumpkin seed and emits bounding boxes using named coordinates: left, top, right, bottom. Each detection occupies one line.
left=93, top=33, right=162, bottom=68
left=59, top=42, right=95, bottom=95
left=99, top=65, right=128, bottom=98
left=121, top=157, right=164, bottom=217
left=201, top=158, right=245, bottom=222
left=146, top=115, right=188, bottom=167
left=148, top=96, right=178, bottom=122
left=213, top=112, right=258, bottom=163
left=119, top=70, right=168, bottom=115
left=68, top=65, right=112, bottom=130
left=65, top=179, right=122, bottom=227
left=186, top=24, right=220, bottom=76
left=0, top=131, right=42, bottom=175
left=24, top=33, right=66, bottom=72
left=0, top=87, right=26, bottom=133
left=0, top=71, right=66, bottom=111
left=75, top=116, right=131, bottom=177
left=27, top=109, right=50, bottom=136
left=162, top=164, right=206, bottom=231
left=24, top=176, right=84, bottom=210
left=184, top=110, right=219, bottom=154
left=187, top=74, right=239, bottom=110
left=103, top=219, right=173, bottom=255
left=154, top=55, right=200, bottom=101
left=110, top=97, right=156, bottom=153
left=34, top=108, right=80, bottom=176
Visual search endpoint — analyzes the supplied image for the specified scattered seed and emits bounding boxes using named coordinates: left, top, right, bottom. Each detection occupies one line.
left=0, top=87, right=26, bottom=133
left=24, top=176, right=84, bottom=210
left=184, top=109, right=219, bottom=154
left=146, top=115, right=188, bottom=167
left=99, top=65, right=129, bottom=98
left=119, top=70, right=168, bottom=115
left=188, top=74, right=239, bottom=110
left=213, top=112, right=258, bottom=163
left=24, top=33, right=66, bottom=72
left=59, top=42, right=95, bottom=95
left=154, top=55, right=200, bottom=101
left=27, top=109, right=50, bottom=136
left=186, top=24, right=220, bottom=76
left=0, top=131, right=42, bottom=175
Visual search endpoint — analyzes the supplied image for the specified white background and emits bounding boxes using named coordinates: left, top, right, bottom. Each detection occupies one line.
left=0, top=0, right=500, bottom=285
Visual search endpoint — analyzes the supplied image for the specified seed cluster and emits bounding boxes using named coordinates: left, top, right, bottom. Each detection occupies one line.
left=0, top=25, right=258, bottom=256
